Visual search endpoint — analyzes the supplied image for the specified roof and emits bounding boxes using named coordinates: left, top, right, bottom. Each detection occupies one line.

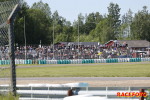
left=117, top=40, right=150, bottom=48
left=55, top=42, right=68, bottom=46
left=146, top=45, right=150, bottom=49
left=105, top=40, right=150, bottom=48
left=68, top=42, right=100, bottom=46
left=55, top=42, right=100, bottom=46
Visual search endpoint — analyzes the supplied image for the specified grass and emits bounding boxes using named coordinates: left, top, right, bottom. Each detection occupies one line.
left=1, top=63, right=150, bottom=77
left=0, top=93, right=20, bottom=100
left=16, top=63, right=150, bottom=77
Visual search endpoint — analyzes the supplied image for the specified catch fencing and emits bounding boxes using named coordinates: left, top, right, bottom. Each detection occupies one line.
left=0, top=0, right=24, bottom=95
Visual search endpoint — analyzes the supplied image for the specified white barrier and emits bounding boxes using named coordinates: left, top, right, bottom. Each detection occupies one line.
left=63, top=94, right=108, bottom=100
left=99, top=59, right=102, bottom=63
left=72, top=59, right=82, bottom=64
left=141, top=58, right=144, bottom=62
left=146, top=58, right=149, bottom=61
left=78, top=59, right=82, bottom=64
left=94, top=59, right=97, bottom=63
left=124, top=58, right=127, bottom=62
left=127, top=58, right=130, bottom=62
left=104, top=59, right=106, bottom=63
left=122, top=58, right=125, bottom=62
left=73, top=60, right=77, bottom=64
left=101, top=59, right=103, bottom=63
left=46, top=60, right=49, bottom=64
left=0, top=84, right=149, bottom=100
left=20, top=59, right=24, bottom=64
left=118, top=58, right=121, bottom=62
left=46, top=60, right=57, bottom=64
left=54, top=60, right=57, bottom=64
left=15, top=59, right=18, bottom=64
left=70, top=60, right=73, bottom=64
left=118, top=59, right=120, bottom=62
left=99, top=59, right=101, bottom=63
left=96, top=59, right=105, bottom=63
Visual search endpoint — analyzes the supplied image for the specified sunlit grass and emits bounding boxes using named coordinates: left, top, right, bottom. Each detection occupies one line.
left=13, top=63, right=150, bottom=77
left=0, top=92, right=20, bottom=100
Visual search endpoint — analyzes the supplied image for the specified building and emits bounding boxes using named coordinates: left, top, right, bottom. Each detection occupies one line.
left=105, top=40, right=150, bottom=51
left=105, top=40, right=150, bottom=57
left=55, top=42, right=100, bottom=47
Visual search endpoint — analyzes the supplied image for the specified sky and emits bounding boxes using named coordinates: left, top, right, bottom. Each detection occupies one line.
left=25, top=0, right=150, bottom=24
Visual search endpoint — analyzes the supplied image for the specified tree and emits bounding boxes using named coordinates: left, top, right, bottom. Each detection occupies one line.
left=78, top=13, right=85, bottom=34
left=85, top=12, right=97, bottom=35
left=14, top=1, right=52, bottom=45
left=14, top=2, right=30, bottom=44
left=0, top=0, right=13, bottom=2
left=107, top=2, right=121, bottom=38
left=125, top=9, right=133, bottom=38
left=72, top=13, right=84, bottom=36
left=93, top=18, right=114, bottom=43
left=119, top=9, right=133, bottom=39
left=54, top=33, right=68, bottom=43
left=95, top=12, right=103, bottom=24
left=62, top=20, right=73, bottom=42
left=126, top=9, right=133, bottom=25
left=131, top=6, right=150, bottom=41
left=31, top=0, right=51, bottom=18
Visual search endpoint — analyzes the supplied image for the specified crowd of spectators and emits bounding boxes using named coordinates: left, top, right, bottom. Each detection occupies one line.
left=0, top=43, right=133, bottom=60
left=0, top=46, right=9, bottom=60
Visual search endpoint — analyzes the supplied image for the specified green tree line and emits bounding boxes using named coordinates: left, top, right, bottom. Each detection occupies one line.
left=1, top=0, right=150, bottom=45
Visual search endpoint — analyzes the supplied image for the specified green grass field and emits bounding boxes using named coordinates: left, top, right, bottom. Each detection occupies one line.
left=1, top=63, right=150, bottom=77
left=0, top=93, right=20, bottom=100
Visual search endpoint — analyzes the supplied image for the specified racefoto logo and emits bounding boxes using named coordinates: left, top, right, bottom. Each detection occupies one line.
left=117, top=92, right=147, bottom=97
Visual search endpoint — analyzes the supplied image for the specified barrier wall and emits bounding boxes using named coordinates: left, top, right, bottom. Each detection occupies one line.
left=0, top=58, right=150, bottom=65
left=0, top=84, right=149, bottom=100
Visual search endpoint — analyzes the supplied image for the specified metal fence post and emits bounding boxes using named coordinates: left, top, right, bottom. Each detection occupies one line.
left=8, top=22, right=16, bottom=95
left=7, top=4, right=20, bottom=95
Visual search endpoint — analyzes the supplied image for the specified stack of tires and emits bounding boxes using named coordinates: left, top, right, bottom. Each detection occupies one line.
left=82, top=59, right=94, bottom=64
left=106, top=59, right=118, bottom=63
left=57, top=60, right=71, bottom=64
left=0, top=60, right=10, bottom=65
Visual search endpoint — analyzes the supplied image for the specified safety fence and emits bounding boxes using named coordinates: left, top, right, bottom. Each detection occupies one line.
left=0, top=84, right=149, bottom=100
left=0, top=58, right=150, bottom=65
left=0, top=0, right=24, bottom=94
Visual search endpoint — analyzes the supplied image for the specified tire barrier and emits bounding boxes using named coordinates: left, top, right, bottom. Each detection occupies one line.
left=130, top=58, right=141, bottom=62
left=118, top=58, right=130, bottom=63
left=82, top=59, right=94, bottom=64
left=0, top=60, right=10, bottom=65
left=24, top=60, right=34, bottom=64
left=57, top=60, right=71, bottom=64
left=0, top=58, right=149, bottom=65
left=46, top=60, right=57, bottom=64
left=106, top=59, right=118, bottom=63
left=94, top=59, right=106, bottom=63
left=70, top=59, right=82, bottom=64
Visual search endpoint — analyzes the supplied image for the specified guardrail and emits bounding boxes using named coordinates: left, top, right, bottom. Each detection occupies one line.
left=0, top=58, right=150, bottom=65
left=0, top=84, right=149, bottom=100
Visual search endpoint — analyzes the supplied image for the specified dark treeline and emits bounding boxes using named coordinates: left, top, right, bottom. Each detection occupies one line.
left=2, top=0, right=150, bottom=44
